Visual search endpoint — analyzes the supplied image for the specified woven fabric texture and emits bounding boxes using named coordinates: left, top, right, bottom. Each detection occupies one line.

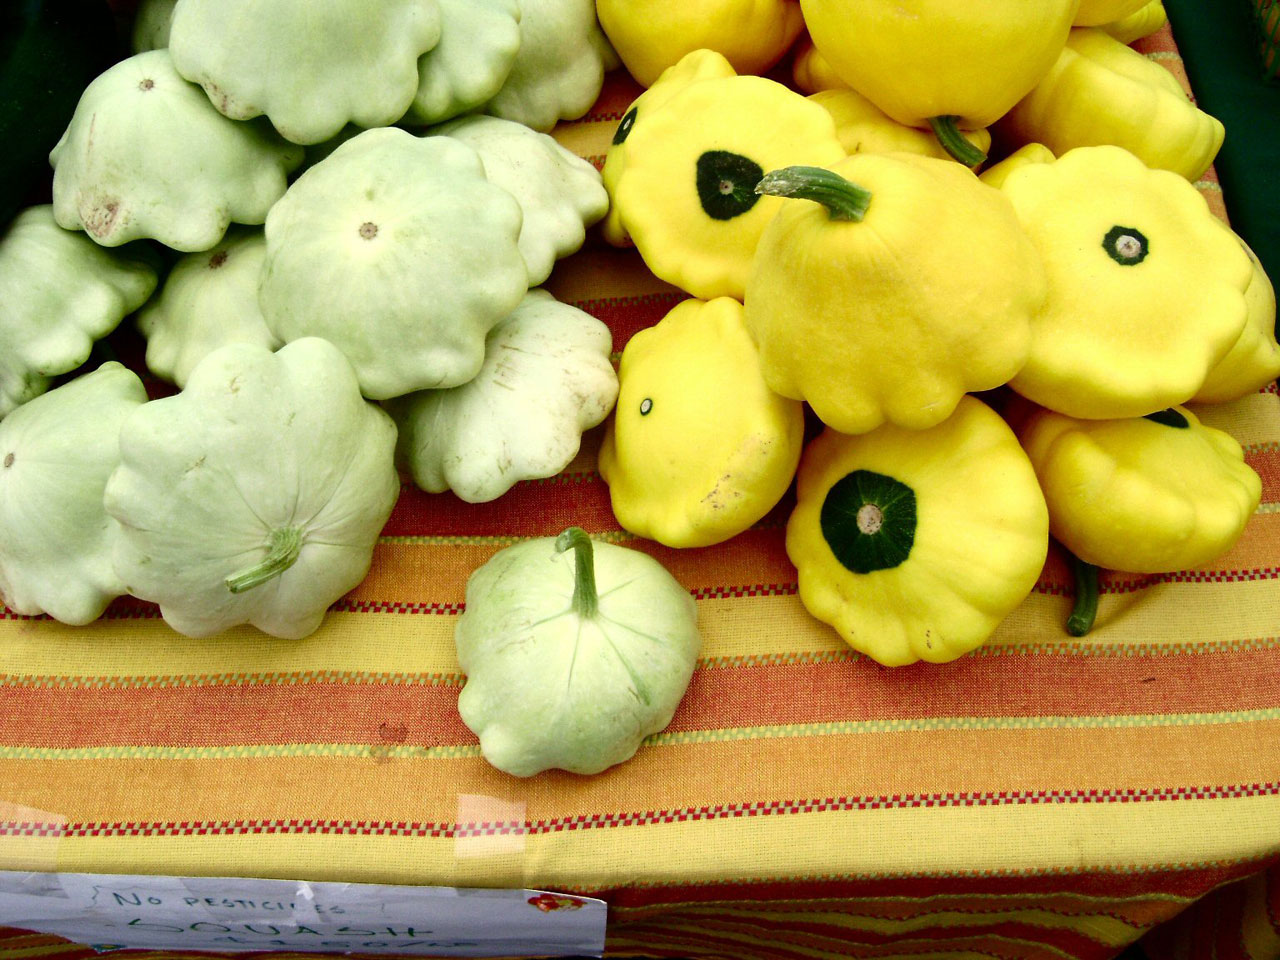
left=1, top=23, right=1278, bottom=960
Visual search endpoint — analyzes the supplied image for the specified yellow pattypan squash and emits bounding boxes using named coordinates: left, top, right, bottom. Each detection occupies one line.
left=808, top=89, right=991, bottom=169
left=798, top=0, right=1077, bottom=164
left=598, top=297, right=805, bottom=548
left=787, top=396, right=1049, bottom=667
left=998, top=145, right=1252, bottom=419
left=596, top=0, right=803, bottom=88
left=999, top=28, right=1224, bottom=181
left=743, top=157, right=1045, bottom=435
left=1097, top=0, right=1167, bottom=43
left=1074, top=0, right=1150, bottom=26
left=610, top=73, right=845, bottom=300
left=1020, top=404, right=1261, bottom=574
left=601, top=48, right=737, bottom=247
left=791, top=33, right=846, bottom=95
left=1194, top=229, right=1280, bottom=403
left=977, top=142, right=1056, bottom=190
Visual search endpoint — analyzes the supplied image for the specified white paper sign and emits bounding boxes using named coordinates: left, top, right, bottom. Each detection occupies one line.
left=0, top=872, right=606, bottom=957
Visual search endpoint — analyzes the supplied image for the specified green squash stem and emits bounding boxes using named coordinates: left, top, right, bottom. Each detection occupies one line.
left=927, top=115, right=987, bottom=167
left=755, top=166, right=873, bottom=222
left=1066, top=553, right=1100, bottom=637
left=226, top=526, right=305, bottom=594
left=556, top=526, right=599, bottom=618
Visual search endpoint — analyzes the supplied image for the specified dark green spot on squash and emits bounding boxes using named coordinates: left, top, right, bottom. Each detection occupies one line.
left=1144, top=408, right=1189, bottom=428
left=639, top=398, right=653, bottom=416
left=612, top=107, right=637, bottom=146
left=1103, top=225, right=1149, bottom=265
left=820, top=470, right=916, bottom=574
left=696, top=151, right=764, bottom=221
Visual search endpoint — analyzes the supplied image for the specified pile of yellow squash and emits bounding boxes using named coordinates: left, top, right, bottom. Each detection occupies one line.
left=592, top=0, right=1279, bottom=666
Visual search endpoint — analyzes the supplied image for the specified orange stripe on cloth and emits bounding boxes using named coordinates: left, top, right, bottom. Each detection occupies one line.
left=356, top=527, right=795, bottom=603
left=1, top=720, right=1278, bottom=824
left=3, top=633, right=1279, bottom=748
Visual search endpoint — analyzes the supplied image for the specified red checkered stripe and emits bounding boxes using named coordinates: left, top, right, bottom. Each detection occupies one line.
left=2, top=783, right=1277, bottom=840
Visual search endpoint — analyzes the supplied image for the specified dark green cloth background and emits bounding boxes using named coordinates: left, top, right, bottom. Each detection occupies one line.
left=1165, top=0, right=1280, bottom=331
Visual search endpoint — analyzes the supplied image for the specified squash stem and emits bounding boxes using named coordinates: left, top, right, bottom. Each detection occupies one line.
left=755, top=166, right=873, bottom=222
left=226, top=526, right=305, bottom=594
left=927, top=115, right=987, bottom=167
left=555, top=527, right=599, bottom=619
left=1066, top=553, right=1100, bottom=637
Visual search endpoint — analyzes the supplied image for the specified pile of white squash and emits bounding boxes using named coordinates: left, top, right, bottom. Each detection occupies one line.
left=0, top=0, right=626, bottom=638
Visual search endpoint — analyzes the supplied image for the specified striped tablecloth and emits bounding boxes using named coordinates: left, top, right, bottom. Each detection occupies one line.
left=2, top=23, right=1279, bottom=960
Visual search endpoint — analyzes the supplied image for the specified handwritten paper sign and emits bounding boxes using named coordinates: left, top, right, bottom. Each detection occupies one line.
left=0, top=872, right=606, bottom=957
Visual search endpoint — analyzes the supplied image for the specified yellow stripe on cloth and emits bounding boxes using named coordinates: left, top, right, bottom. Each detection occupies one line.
left=26, top=794, right=1280, bottom=896
left=5, top=575, right=1280, bottom=684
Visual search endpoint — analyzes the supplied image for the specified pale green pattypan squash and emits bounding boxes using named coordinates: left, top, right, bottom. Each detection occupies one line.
left=0, top=206, right=158, bottom=418
left=484, top=0, right=616, bottom=132
left=406, top=0, right=523, bottom=125
left=427, top=115, right=608, bottom=286
left=50, top=50, right=303, bottom=252
left=131, top=0, right=176, bottom=52
left=260, top=128, right=528, bottom=400
left=456, top=528, right=701, bottom=777
left=386, top=289, right=617, bottom=503
left=136, top=228, right=281, bottom=389
left=168, top=0, right=443, bottom=145
left=102, top=338, right=400, bottom=640
left=0, top=363, right=147, bottom=624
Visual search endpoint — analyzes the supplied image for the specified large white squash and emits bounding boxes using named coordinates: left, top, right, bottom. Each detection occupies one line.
left=168, top=0, right=443, bottom=144
left=259, top=128, right=528, bottom=400
left=103, top=339, right=400, bottom=639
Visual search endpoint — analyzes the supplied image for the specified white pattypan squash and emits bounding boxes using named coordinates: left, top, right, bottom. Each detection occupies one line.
left=131, top=0, right=176, bottom=52
left=168, top=0, right=443, bottom=145
left=102, top=338, right=400, bottom=640
left=407, top=0, right=523, bottom=126
left=0, top=206, right=158, bottom=419
left=386, top=289, right=617, bottom=503
left=0, top=363, right=147, bottom=624
left=484, top=0, right=616, bottom=132
left=456, top=528, right=701, bottom=777
left=137, top=228, right=281, bottom=389
left=260, top=127, right=528, bottom=401
left=50, top=50, right=303, bottom=252
left=428, top=116, right=608, bottom=286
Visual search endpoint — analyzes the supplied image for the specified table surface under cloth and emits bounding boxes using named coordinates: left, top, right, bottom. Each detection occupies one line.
left=3, top=22, right=1280, bottom=960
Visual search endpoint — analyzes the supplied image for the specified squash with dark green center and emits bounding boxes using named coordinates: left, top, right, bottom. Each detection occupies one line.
left=787, top=396, right=1049, bottom=666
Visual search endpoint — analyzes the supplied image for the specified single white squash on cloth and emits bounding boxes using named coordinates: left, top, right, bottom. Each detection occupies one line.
left=386, top=289, right=618, bottom=502
left=0, top=363, right=147, bottom=624
left=456, top=528, right=701, bottom=777
left=103, top=338, right=400, bottom=640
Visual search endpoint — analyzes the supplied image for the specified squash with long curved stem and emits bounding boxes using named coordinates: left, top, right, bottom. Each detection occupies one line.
left=456, top=527, right=701, bottom=777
